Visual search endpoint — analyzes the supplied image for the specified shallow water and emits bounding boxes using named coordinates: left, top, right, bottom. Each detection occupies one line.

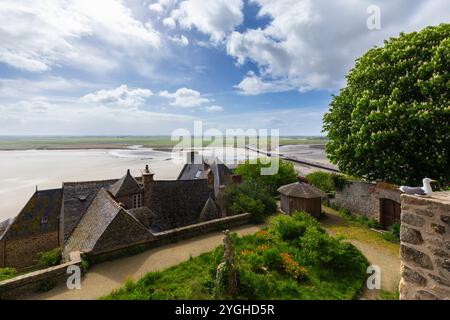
left=0, top=145, right=327, bottom=221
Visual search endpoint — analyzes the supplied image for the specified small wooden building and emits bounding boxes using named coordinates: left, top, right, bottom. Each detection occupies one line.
left=277, top=182, right=326, bottom=217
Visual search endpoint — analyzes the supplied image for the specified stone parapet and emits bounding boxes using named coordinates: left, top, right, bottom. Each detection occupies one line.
left=399, top=192, right=450, bottom=300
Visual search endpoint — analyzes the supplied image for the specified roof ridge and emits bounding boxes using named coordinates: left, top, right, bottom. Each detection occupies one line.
left=63, top=178, right=118, bottom=186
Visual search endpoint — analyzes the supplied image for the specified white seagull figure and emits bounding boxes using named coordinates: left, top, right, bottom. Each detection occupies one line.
left=399, top=177, right=436, bottom=196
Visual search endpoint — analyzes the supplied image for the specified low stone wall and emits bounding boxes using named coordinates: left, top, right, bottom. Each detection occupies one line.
left=330, top=180, right=401, bottom=222
left=0, top=214, right=251, bottom=299
left=0, top=251, right=82, bottom=300
left=399, top=192, right=450, bottom=300
left=88, top=213, right=252, bottom=264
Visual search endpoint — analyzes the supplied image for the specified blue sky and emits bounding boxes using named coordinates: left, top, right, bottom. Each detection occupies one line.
left=0, top=0, right=448, bottom=136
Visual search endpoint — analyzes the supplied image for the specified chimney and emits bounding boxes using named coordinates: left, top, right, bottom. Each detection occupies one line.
left=142, top=165, right=154, bottom=209
left=186, top=150, right=198, bottom=164
left=207, top=170, right=214, bottom=188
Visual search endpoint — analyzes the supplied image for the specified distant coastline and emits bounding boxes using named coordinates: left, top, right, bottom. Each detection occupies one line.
left=0, top=136, right=328, bottom=151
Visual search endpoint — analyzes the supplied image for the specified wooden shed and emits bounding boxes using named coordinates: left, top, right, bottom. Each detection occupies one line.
left=277, top=182, right=326, bottom=217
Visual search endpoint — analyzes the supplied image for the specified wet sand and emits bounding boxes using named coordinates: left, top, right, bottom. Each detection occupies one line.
left=0, top=148, right=182, bottom=221
left=0, top=145, right=326, bottom=222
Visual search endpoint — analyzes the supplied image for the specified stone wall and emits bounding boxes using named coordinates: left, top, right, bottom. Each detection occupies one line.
left=87, top=213, right=251, bottom=264
left=399, top=192, right=450, bottom=300
left=331, top=181, right=401, bottom=222
left=3, top=231, right=59, bottom=270
left=0, top=251, right=82, bottom=300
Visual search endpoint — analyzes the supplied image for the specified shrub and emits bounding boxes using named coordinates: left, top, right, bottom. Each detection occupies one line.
left=300, top=227, right=368, bottom=275
left=382, top=223, right=400, bottom=243
left=234, top=159, right=298, bottom=195
left=306, top=172, right=350, bottom=193
left=0, top=267, right=17, bottom=281
left=306, top=171, right=334, bottom=193
left=269, top=212, right=323, bottom=242
left=37, top=247, right=62, bottom=267
left=226, top=180, right=277, bottom=223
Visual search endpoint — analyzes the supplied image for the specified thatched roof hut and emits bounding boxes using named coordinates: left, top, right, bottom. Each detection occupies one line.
left=277, top=181, right=325, bottom=217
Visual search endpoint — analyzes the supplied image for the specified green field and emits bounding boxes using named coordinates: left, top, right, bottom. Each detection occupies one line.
left=0, top=136, right=327, bottom=150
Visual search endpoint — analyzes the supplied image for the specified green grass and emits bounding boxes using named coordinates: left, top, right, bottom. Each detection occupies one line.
left=378, top=290, right=399, bottom=300
left=322, top=206, right=400, bottom=257
left=103, top=212, right=368, bottom=300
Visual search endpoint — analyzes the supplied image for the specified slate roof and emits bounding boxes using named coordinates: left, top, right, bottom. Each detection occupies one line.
left=198, top=197, right=221, bottom=222
left=63, top=188, right=151, bottom=258
left=0, top=218, right=12, bottom=241
left=109, top=169, right=142, bottom=198
left=3, top=189, right=62, bottom=241
left=178, top=156, right=233, bottom=196
left=150, top=179, right=211, bottom=231
left=277, top=182, right=326, bottom=199
left=127, top=207, right=155, bottom=228
left=62, top=179, right=117, bottom=242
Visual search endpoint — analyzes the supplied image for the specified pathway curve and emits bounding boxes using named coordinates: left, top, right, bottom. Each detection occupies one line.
left=320, top=207, right=400, bottom=299
left=24, top=224, right=262, bottom=300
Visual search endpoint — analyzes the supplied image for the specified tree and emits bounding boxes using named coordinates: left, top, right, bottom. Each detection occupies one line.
left=323, top=24, right=450, bottom=185
left=234, top=159, right=298, bottom=195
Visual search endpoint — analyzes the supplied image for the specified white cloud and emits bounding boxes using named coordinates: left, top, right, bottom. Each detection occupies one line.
left=227, top=0, right=450, bottom=94
left=205, top=105, right=223, bottom=112
left=160, top=88, right=210, bottom=108
left=163, top=17, right=176, bottom=29
left=171, top=0, right=244, bottom=42
left=234, top=72, right=296, bottom=95
left=148, top=3, right=164, bottom=13
left=0, top=0, right=161, bottom=73
left=81, top=85, right=153, bottom=108
left=170, top=35, right=189, bottom=46
left=0, top=97, right=196, bottom=135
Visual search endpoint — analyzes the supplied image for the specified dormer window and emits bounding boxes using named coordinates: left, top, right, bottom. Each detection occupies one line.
left=132, top=194, right=142, bottom=208
left=194, top=170, right=202, bottom=179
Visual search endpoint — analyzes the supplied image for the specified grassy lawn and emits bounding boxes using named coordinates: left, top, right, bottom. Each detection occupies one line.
left=322, top=206, right=400, bottom=257
left=103, top=212, right=368, bottom=300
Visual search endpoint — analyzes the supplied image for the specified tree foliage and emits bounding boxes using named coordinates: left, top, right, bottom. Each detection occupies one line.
left=323, top=24, right=450, bottom=185
left=234, top=158, right=298, bottom=195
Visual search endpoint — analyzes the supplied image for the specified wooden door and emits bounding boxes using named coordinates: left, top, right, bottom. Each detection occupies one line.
left=381, top=199, right=401, bottom=229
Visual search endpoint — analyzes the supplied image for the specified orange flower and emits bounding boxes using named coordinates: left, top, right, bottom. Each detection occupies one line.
left=280, top=252, right=308, bottom=280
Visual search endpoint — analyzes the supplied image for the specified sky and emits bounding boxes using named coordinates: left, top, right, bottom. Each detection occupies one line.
left=0, top=0, right=448, bottom=136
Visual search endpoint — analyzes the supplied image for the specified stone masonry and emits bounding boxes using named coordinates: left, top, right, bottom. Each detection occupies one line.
left=399, top=192, right=450, bottom=300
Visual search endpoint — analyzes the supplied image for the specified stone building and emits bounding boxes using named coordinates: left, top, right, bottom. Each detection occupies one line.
left=0, top=159, right=234, bottom=269
left=278, top=180, right=325, bottom=217
left=330, top=180, right=402, bottom=229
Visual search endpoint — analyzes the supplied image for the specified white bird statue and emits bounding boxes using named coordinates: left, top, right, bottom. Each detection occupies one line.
left=399, top=177, right=436, bottom=196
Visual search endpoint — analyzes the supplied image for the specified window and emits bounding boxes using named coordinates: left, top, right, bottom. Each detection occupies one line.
left=132, top=194, right=142, bottom=208
left=194, top=169, right=202, bottom=179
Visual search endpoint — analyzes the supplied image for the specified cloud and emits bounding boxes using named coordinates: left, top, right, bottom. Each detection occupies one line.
left=234, top=72, right=296, bottom=95
left=148, top=3, right=164, bottom=13
left=0, top=97, right=196, bottom=135
left=160, top=88, right=210, bottom=108
left=81, top=85, right=153, bottom=108
left=163, top=17, right=176, bottom=29
left=205, top=105, right=223, bottom=112
left=227, top=0, right=450, bottom=94
left=169, top=35, right=189, bottom=46
left=171, top=0, right=244, bottom=42
left=0, top=0, right=161, bottom=73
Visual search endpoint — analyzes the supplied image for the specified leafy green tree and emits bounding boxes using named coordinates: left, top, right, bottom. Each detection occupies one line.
left=226, top=180, right=277, bottom=223
left=234, top=159, right=298, bottom=195
left=323, top=24, right=450, bottom=185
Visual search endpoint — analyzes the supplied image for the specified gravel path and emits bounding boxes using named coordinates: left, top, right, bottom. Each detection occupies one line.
left=320, top=209, right=401, bottom=299
left=24, top=224, right=262, bottom=300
